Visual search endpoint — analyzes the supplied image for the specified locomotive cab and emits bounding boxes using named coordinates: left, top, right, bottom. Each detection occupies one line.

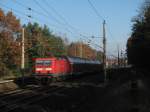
left=33, top=57, right=71, bottom=84
left=33, top=57, right=71, bottom=78
left=34, top=58, right=53, bottom=77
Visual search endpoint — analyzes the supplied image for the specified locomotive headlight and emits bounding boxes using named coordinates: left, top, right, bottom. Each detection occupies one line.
left=36, top=68, right=43, bottom=71
left=45, top=68, right=52, bottom=71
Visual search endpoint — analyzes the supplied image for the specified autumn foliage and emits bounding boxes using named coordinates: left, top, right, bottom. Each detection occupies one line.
left=0, top=8, right=21, bottom=78
left=68, top=42, right=100, bottom=59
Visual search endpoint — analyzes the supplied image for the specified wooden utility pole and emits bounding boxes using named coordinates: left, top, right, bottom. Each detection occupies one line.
left=103, top=20, right=107, bottom=83
left=117, top=44, right=120, bottom=67
left=21, top=28, right=25, bottom=85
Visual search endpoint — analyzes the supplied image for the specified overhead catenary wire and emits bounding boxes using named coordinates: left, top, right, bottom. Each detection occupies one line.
left=14, top=0, right=52, bottom=20
left=14, top=0, right=72, bottom=32
left=33, top=0, right=99, bottom=45
left=43, top=1, right=118, bottom=60
left=0, top=2, right=76, bottom=40
left=39, top=0, right=115, bottom=59
left=42, top=0, right=93, bottom=40
left=34, top=0, right=80, bottom=37
left=0, top=2, right=82, bottom=46
left=14, top=0, right=98, bottom=47
left=87, top=0, right=120, bottom=58
left=2, top=0, right=105, bottom=54
left=87, top=0, right=105, bottom=21
left=0, top=3, right=68, bottom=32
left=0, top=3, right=32, bottom=21
left=2, top=1, right=118, bottom=62
left=87, top=0, right=106, bottom=50
left=15, top=0, right=78, bottom=33
left=34, top=0, right=65, bottom=26
left=44, top=0, right=72, bottom=27
left=16, top=0, right=90, bottom=40
left=0, top=0, right=117, bottom=62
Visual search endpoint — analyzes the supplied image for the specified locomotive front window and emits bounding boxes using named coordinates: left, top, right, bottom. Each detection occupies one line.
left=44, top=60, right=51, bottom=66
left=36, top=60, right=51, bottom=66
left=36, top=60, right=44, bottom=66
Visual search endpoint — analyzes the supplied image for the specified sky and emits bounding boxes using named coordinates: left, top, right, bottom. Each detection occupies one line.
left=0, top=0, right=143, bottom=56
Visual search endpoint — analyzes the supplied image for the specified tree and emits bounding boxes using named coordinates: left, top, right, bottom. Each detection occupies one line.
left=24, top=23, right=67, bottom=69
left=127, top=1, right=150, bottom=67
left=67, top=41, right=101, bottom=60
left=0, top=9, right=21, bottom=77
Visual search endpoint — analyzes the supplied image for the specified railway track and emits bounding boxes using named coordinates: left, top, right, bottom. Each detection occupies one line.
left=0, top=85, right=42, bottom=99
left=0, top=84, right=70, bottom=112
left=0, top=81, right=92, bottom=112
left=0, top=73, right=108, bottom=112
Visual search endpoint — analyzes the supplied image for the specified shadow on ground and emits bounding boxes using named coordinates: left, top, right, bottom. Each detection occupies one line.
left=1, top=68, right=150, bottom=112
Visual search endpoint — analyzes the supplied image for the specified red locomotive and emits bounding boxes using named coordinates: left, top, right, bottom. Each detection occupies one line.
left=33, top=56, right=102, bottom=84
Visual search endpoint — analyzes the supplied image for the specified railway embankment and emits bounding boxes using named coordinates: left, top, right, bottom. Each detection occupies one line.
left=1, top=67, right=150, bottom=112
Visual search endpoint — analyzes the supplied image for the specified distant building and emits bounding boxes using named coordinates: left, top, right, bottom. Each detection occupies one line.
left=106, top=57, right=128, bottom=68
left=106, top=58, right=118, bottom=68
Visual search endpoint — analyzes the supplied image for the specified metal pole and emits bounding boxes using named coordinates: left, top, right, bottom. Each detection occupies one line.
left=21, top=28, right=25, bottom=85
left=103, top=20, right=107, bottom=83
